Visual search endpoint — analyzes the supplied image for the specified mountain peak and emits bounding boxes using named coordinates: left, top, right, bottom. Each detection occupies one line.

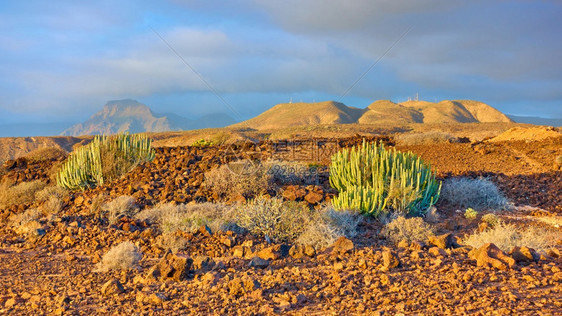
left=61, top=100, right=235, bottom=136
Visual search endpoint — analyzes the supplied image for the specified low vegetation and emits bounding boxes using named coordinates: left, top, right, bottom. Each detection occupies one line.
left=56, top=133, right=155, bottom=190
left=441, top=177, right=508, bottom=211
left=395, top=131, right=458, bottom=146
left=463, top=220, right=561, bottom=253
left=204, top=160, right=273, bottom=201
left=330, top=140, right=441, bottom=217
left=0, top=180, right=46, bottom=209
left=381, top=216, right=436, bottom=246
left=136, top=202, right=235, bottom=234
left=95, top=241, right=142, bottom=272
left=102, top=196, right=138, bottom=225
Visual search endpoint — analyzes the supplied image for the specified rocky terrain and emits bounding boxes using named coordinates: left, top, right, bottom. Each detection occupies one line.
left=0, top=128, right=561, bottom=315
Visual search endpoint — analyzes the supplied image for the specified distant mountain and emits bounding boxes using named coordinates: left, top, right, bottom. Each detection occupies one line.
left=231, top=99, right=513, bottom=130
left=61, top=99, right=236, bottom=136
left=508, top=115, right=562, bottom=127
left=230, top=101, right=363, bottom=130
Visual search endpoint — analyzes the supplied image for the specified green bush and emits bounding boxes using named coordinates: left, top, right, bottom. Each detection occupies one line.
left=464, top=207, right=478, bottom=220
left=56, top=133, right=155, bottom=190
left=191, top=139, right=215, bottom=147
left=330, top=140, right=441, bottom=217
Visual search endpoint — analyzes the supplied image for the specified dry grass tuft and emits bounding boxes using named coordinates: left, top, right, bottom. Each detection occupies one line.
left=232, top=196, right=312, bottom=243
left=396, top=131, right=458, bottom=146
left=136, top=202, right=235, bottom=234
left=296, top=208, right=362, bottom=249
left=0, top=180, right=47, bottom=209
left=154, top=232, right=189, bottom=253
left=204, top=160, right=272, bottom=200
left=463, top=221, right=561, bottom=253
left=9, top=208, right=42, bottom=227
left=103, top=196, right=138, bottom=224
left=382, top=216, right=436, bottom=246
left=441, top=177, right=508, bottom=211
left=95, top=241, right=142, bottom=272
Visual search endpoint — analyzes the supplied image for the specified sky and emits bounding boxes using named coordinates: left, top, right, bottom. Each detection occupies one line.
left=1, top=0, right=561, bottom=129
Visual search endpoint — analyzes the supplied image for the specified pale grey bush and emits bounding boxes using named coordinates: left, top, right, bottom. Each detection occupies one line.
left=232, top=196, right=312, bottom=243
left=95, top=241, right=141, bottom=272
left=441, top=177, right=508, bottom=211
left=296, top=208, right=362, bottom=249
left=463, top=221, right=560, bottom=253
left=382, top=216, right=436, bottom=245
left=136, top=202, right=234, bottom=234
left=204, top=160, right=272, bottom=200
left=103, top=196, right=138, bottom=224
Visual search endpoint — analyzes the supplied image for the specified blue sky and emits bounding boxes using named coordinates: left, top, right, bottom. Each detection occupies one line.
left=1, top=0, right=561, bottom=127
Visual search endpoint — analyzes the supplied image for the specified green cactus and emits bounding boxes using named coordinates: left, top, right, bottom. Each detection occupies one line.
left=57, top=133, right=155, bottom=190
left=330, top=140, right=441, bottom=217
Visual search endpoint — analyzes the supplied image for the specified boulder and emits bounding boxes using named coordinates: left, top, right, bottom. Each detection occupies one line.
left=468, top=243, right=516, bottom=270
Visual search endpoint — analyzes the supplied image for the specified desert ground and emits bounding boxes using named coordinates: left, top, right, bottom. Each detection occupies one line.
left=0, top=124, right=561, bottom=315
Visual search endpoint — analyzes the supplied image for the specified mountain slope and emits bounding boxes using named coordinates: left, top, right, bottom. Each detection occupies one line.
left=233, top=99, right=514, bottom=130
left=357, top=100, right=423, bottom=124
left=61, top=99, right=235, bottom=136
left=231, top=101, right=363, bottom=130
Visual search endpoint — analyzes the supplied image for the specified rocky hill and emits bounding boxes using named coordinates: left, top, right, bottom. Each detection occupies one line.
left=231, top=101, right=363, bottom=130
left=61, top=99, right=235, bottom=136
left=231, top=99, right=513, bottom=130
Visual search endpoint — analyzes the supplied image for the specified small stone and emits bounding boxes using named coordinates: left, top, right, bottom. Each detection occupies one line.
left=330, top=237, right=354, bottom=255
left=249, top=257, right=269, bottom=269
left=547, top=248, right=560, bottom=258
left=382, top=248, right=400, bottom=271
left=397, top=240, right=409, bottom=248
left=468, top=243, right=516, bottom=270
left=428, top=247, right=448, bottom=257
left=256, top=244, right=290, bottom=260
left=148, top=293, right=168, bottom=305
left=304, top=189, right=323, bottom=205
left=192, top=255, right=215, bottom=272
left=198, top=225, right=212, bottom=237
left=334, top=262, right=344, bottom=271
left=510, top=246, right=540, bottom=263
left=228, top=276, right=261, bottom=296
left=428, top=233, right=453, bottom=249
left=4, top=298, right=17, bottom=308
left=220, top=235, right=236, bottom=248
left=101, top=279, right=125, bottom=296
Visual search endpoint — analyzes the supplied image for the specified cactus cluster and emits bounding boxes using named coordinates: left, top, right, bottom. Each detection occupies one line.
left=329, top=140, right=441, bottom=217
left=57, top=133, right=155, bottom=190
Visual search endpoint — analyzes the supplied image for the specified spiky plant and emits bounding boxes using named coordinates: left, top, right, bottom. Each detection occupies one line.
left=330, top=140, right=441, bottom=217
left=57, top=133, right=155, bottom=190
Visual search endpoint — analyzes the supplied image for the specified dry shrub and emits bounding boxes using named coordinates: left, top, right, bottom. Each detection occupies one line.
left=382, top=216, right=436, bottom=246
left=481, top=213, right=500, bottom=227
left=204, top=160, right=272, bottom=200
left=211, top=131, right=231, bottom=145
left=441, top=177, right=508, bottom=211
left=102, top=196, right=138, bottom=224
left=0, top=180, right=47, bottom=209
left=232, top=196, right=312, bottom=243
left=136, top=202, right=234, bottom=234
left=24, top=147, right=67, bottom=163
left=35, top=185, right=68, bottom=202
left=9, top=208, right=42, bottom=227
left=34, top=186, right=68, bottom=215
left=296, top=208, right=362, bottom=249
left=154, top=232, right=189, bottom=253
left=396, top=131, right=458, bottom=146
left=90, top=193, right=109, bottom=218
left=95, top=241, right=142, bottom=272
left=463, top=221, right=561, bottom=253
